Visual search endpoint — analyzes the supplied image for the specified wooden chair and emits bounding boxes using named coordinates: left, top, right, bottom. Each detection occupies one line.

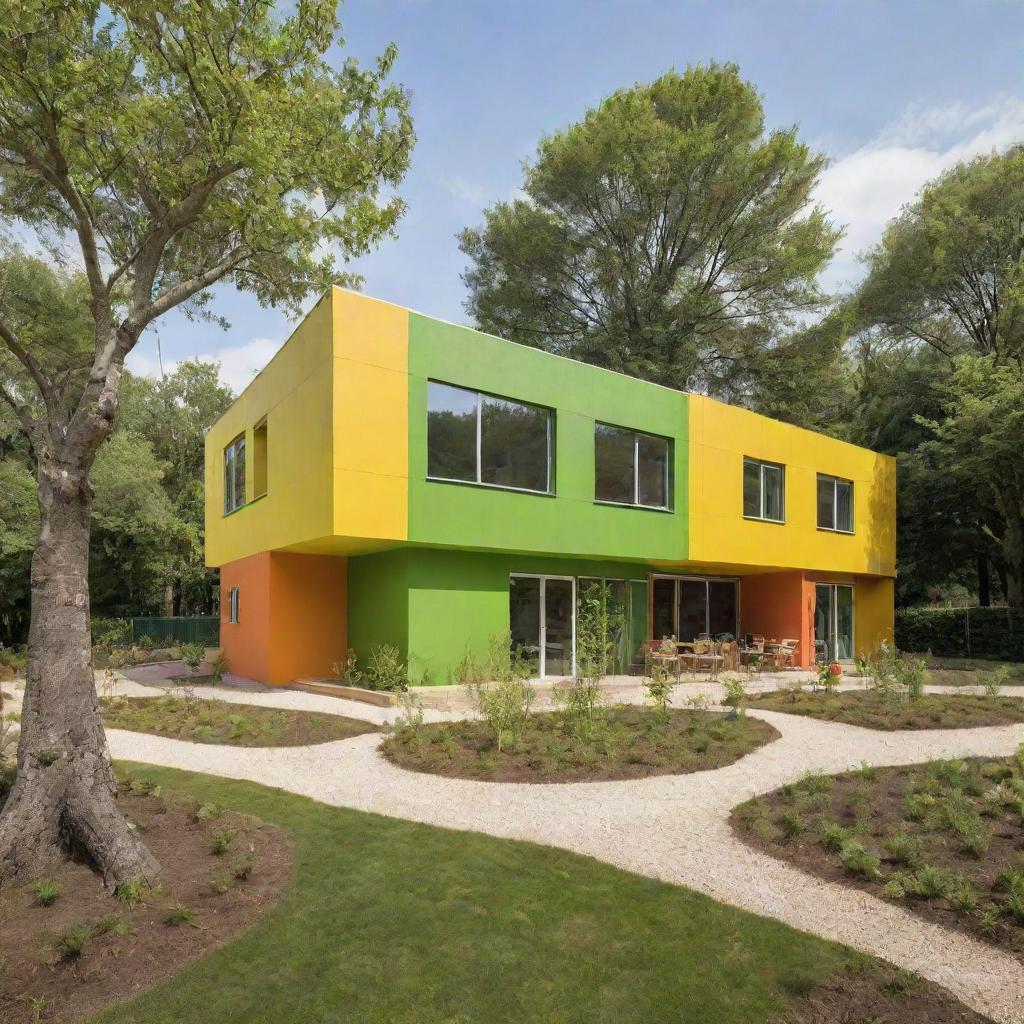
left=777, top=639, right=800, bottom=670
left=644, top=638, right=682, bottom=682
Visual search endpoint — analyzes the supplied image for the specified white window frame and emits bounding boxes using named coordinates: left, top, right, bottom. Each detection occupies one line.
left=743, top=457, right=785, bottom=524
left=509, top=573, right=576, bottom=678
left=594, top=422, right=673, bottom=511
left=817, top=473, right=855, bottom=534
left=427, top=381, right=553, bottom=496
left=228, top=586, right=240, bottom=624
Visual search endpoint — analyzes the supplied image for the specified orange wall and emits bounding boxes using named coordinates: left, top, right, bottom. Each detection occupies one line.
left=220, top=553, right=271, bottom=682
left=219, top=551, right=347, bottom=686
left=740, top=572, right=808, bottom=664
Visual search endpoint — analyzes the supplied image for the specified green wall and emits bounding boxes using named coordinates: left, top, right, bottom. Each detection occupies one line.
left=407, top=313, right=689, bottom=562
left=348, top=547, right=650, bottom=684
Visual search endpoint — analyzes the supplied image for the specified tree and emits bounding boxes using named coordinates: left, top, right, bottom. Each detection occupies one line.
left=459, top=64, right=840, bottom=398
left=852, top=147, right=1024, bottom=605
left=0, top=0, right=412, bottom=887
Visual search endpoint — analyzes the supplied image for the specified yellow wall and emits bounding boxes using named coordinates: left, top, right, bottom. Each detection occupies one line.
left=853, top=574, right=896, bottom=655
left=205, top=294, right=336, bottom=567
left=205, top=289, right=412, bottom=568
left=331, top=289, right=409, bottom=543
left=688, top=395, right=896, bottom=577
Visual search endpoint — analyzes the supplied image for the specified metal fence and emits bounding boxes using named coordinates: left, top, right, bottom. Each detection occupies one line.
left=129, top=616, right=219, bottom=647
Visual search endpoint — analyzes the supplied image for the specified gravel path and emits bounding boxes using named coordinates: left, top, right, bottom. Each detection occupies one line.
left=99, top=686, right=1024, bottom=1023
left=6, top=674, right=1024, bottom=1019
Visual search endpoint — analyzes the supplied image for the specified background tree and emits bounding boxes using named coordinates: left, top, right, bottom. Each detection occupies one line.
left=0, top=0, right=412, bottom=887
left=851, top=146, right=1024, bottom=606
left=460, top=64, right=841, bottom=399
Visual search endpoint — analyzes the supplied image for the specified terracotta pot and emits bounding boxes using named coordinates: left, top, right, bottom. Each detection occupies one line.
left=828, top=661, right=842, bottom=677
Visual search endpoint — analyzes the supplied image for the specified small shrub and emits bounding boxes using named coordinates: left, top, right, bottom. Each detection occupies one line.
left=90, top=914, right=121, bottom=936
left=839, top=840, right=881, bottom=878
left=210, top=828, right=238, bottom=856
left=882, top=831, right=925, bottom=869
left=882, top=873, right=910, bottom=900
left=180, top=643, right=205, bottom=672
left=231, top=857, right=254, bottom=880
left=857, top=761, right=877, bottom=781
left=364, top=644, right=408, bottom=692
left=114, top=879, right=148, bottom=909
left=779, top=811, right=803, bottom=839
left=644, top=670, right=674, bottom=715
left=194, top=801, right=221, bottom=821
left=982, top=665, right=1009, bottom=698
left=907, top=864, right=951, bottom=900
left=55, top=923, right=91, bottom=962
left=820, top=822, right=849, bottom=853
left=394, top=689, right=425, bottom=734
left=209, top=649, right=229, bottom=685
left=470, top=675, right=535, bottom=751
left=950, top=881, right=978, bottom=914
left=209, top=874, right=233, bottom=894
left=32, top=878, right=61, bottom=907
left=721, top=677, right=746, bottom=717
left=164, top=903, right=197, bottom=927
left=332, top=649, right=363, bottom=687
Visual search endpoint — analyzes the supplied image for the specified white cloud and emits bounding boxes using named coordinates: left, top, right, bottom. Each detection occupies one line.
left=439, top=175, right=494, bottom=208
left=815, top=96, right=1024, bottom=292
left=126, top=336, right=281, bottom=395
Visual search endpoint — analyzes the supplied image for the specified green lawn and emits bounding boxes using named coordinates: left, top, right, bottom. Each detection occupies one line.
left=919, top=657, right=1024, bottom=687
left=90, top=765, right=970, bottom=1024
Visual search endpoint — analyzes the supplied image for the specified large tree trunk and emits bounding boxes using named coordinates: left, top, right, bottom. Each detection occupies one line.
left=1001, top=494, right=1024, bottom=608
left=0, top=464, right=160, bottom=889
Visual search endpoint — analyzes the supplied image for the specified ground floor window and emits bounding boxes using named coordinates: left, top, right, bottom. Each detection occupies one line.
left=649, top=575, right=738, bottom=642
left=814, top=583, right=854, bottom=660
left=509, top=575, right=575, bottom=677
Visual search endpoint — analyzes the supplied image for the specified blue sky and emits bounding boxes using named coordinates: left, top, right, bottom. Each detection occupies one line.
left=128, top=0, right=1024, bottom=391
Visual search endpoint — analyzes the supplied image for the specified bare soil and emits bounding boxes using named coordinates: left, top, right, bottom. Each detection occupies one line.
left=381, top=706, right=779, bottom=783
left=0, top=783, right=292, bottom=1023
left=732, top=753, right=1024, bottom=959
left=747, top=688, right=1024, bottom=729
left=100, top=695, right=379, bottom=747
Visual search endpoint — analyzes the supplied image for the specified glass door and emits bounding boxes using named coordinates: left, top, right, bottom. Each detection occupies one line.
left=543, top=578, right=575, bottom=677
left=509, top=575, right=575, bottom=677
left=815, top=584, right=854, bottom=661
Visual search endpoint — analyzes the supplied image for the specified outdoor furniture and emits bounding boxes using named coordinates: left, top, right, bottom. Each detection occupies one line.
left=643, top=638, right=683, bottom=682
left=684, top=638, right=724, bottom=681
left=776, top=639, right=800, bottom=670
left=739, top=635, right=766, bottom=676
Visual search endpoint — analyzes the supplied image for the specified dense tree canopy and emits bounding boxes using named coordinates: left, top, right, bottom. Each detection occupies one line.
left=460, top=64, right=840, bottom=401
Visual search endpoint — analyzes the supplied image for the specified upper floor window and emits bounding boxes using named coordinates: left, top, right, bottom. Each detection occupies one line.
left=427, top=381, right=552, bottom=494
left=594, top=423, right=672, bottom=510
left=743, top=457, right=785, bottom=523
left=224, top=434, right=246, bottom=514
left=818, top=474, right=854, bottom=533
left=253, top=418, right=268, bottom=499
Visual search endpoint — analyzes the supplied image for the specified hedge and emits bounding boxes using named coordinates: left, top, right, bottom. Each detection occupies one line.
left=896, top=606, right=1024, bottom=661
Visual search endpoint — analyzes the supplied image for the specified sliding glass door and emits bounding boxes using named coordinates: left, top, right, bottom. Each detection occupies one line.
left=814, top=583, right=854, bottom=661
left=649, top=576, right=739, bottom=642
left=509, top=575, right=576, bottom=677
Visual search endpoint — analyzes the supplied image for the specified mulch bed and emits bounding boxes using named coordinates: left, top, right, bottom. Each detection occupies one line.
left=746, top=688, right=1024, bottom=730
left=0, top=783, right=291, bottom=1023
left=732, top=752, right=1024, bottom=959
left=381, top=706, right=779, bottom=783
left=101, top=696, right=379, bottom=747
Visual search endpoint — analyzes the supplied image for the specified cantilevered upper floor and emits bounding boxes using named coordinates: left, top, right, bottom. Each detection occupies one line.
left=204, top=288, right=895, bottom=577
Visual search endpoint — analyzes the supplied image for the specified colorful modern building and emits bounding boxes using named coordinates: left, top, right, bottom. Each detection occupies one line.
left=204, top=289, right=896, bottom=686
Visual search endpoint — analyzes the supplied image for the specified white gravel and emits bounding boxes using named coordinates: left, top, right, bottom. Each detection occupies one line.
left=89, top=678, right=1024, bottom=1024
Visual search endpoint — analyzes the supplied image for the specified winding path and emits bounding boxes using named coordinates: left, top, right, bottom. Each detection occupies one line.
left=10, top=676, right=1024, bottom=1020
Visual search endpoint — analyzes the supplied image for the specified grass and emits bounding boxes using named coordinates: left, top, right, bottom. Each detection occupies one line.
left=381, top=706, right=778, bottom=782
left=88, top=763, right=978, bottom=1024
left=918, top=657, right=1024, bottom=687
left=746, top=688, right=1024, bottom=729
left=732, top=746, right=1024, bottom=956
left=100, top=696, right=378, bottom=747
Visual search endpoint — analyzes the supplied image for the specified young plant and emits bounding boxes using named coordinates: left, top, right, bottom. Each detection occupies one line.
left=470, top=677, right=535, bottom=752
left=115, top=878, right=147, bottom=910
left=644, top=659, right=674, bottom=715
left=364, top=644, right=409, bottom=692
left=394, top=689, right=425, bottom=735
left=32, top=878, right=61, bottom=907
left=209, top=649, right=229, bottom=686
left=164, top=903, right=197, bottom=927
left=180, top=643, right=205, bottom=673
left=333, top=649, right=364, bottom=687
left=721, top=677, right=746, bottom=718
left=982, top=665, right=1009, bottom=698
left=839, top=840, right=881, bottom=878
left=55, top=923, right=91, bottom=962
left=210, top=828, right=238, bottom=856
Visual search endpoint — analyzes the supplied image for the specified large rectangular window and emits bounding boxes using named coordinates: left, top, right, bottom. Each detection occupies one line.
left=224, top=434, right=246, bottom=514
left=817, top=474, right=854, bottom=533
left=427, top=381, right=552, bottom=494
left=595, top=423, right=672, bottom=510
left=743, top=457, right=785, bottom=523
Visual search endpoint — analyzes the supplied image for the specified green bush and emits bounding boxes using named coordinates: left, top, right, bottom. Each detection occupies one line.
left=91, top=617, right=132, bottom=650
left=469, top=676, right=535, bottom=752
left=363, top=644, right=408, bottom=692
left=895, top=606, right=1024, bottom=661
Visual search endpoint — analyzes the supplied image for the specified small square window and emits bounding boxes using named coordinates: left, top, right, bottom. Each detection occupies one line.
left=743, top=457, right=785, bottom=523
left=818, top=474, right=854, bottom=533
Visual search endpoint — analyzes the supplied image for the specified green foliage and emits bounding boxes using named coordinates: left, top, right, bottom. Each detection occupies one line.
left=164, top=903, right=197, bottom=927
left=114, top=879, right=148, bottom=910
left=363, top=644, right=408, bottom=693
left=575, top=582, right=624, bottom=682
left=460, top=64, right=839, bottom=402
left=819, top=823, right=849, bottom=853
left=180, top=643, right=205, bottom=672
left=208, top=649, right=228, bottom=685
left=210, top=829, right=238, bottom=856
left=469, top=675, right=535, bottom=752
left=982, top=665, right=1009, bottom=698
left=32, top=878, right=61, bottom=907
left=55, top=924, right=91, bottom=962
left=333, top=649, right=364, bottom=687
left=721, top=677, right=746, bottom=717
left=838, top=841, right=882, bottom=879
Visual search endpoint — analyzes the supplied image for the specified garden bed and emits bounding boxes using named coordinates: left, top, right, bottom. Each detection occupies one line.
left=0, top=780, right=291, bottom=1024
left=731, top=750, right=1024, bottom=959
left=100, top=696, right=379, bottom=747
left=381, top=706, right=778, bottom=783
left=746, top=688, right=1024, bottom=730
